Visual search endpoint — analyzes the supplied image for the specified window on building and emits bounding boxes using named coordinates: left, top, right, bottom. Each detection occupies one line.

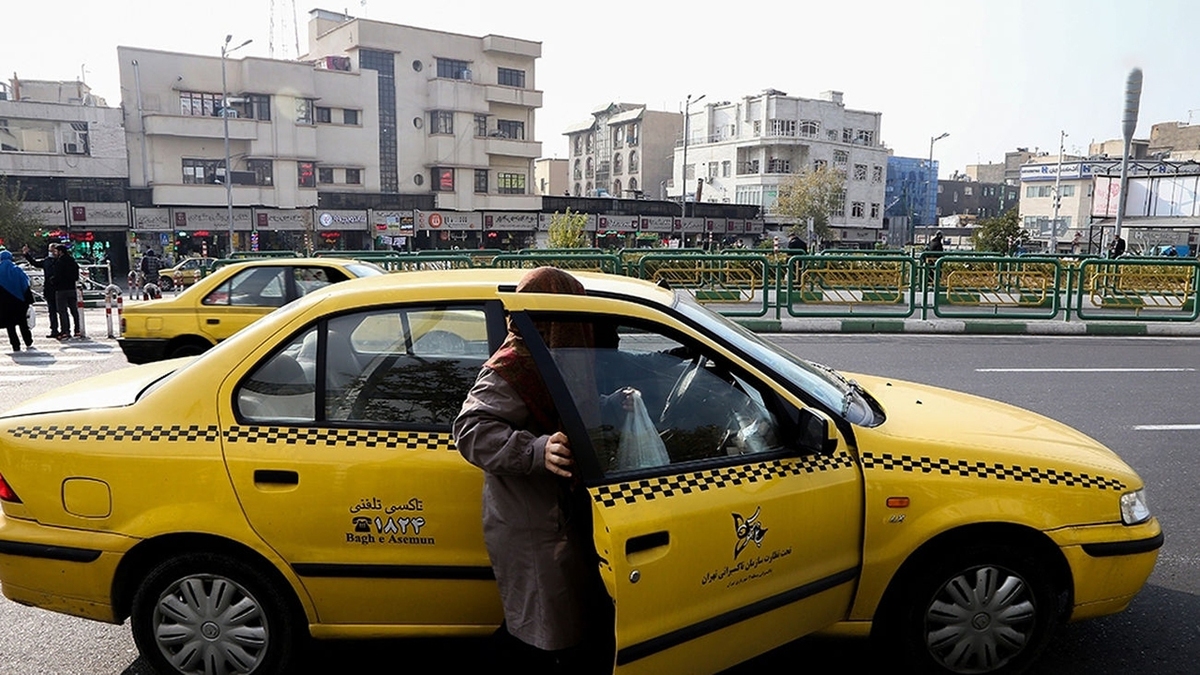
left=345, top=168, right=361, bottom=185
left=721, top=160, right=731, bottom=177
left=1039, top=185, right=1053, bottom=197
left=813, top=159, right=828, bottom=171
left=498, top=172, right=526, bottom=195
left=247, top=159, right=273, bottom=186
left=315, top=106, right=332, bottom=124
left=684, top=164, right=695, bottom=180
left=182, top=158, right=224, bottom=184
left=573, top=183, right=581, bottom=196
left=627, top=123, right=639, bottom=146
left=343, top=109, right=359, bottom=125
left=573, top=159, right=582, bottom=180
left=842, top=128, right=853, bottom=143
left=872, top=165, right=883, bottom=182
left=1061, top=184, right=1076, bottom=197
left=708, top=161, right=719, bottom=179
left=827, top=129, right=839, bottom=141
left=295, top=99, right=314, bottom=125
left=497, top=67, right=526, bottom=88
left=180, top=92, right=222, bottom=117
left=833, top=150, right=848, bottom=168
left=298, top=161, right=316, bottom=187
left=495, top=119, right=525, bottom=140
left=573, top=135, right=583, bottom=155
left=964, top=185, right=974, bottom=196
left=752, top=120, right=761, bottom=136
left=318, top=167, right=334, bottom=184
left=799, top=120, right=819, bottom=137
left=430, top=110, right=454, bottom=135
left=628, top=177, right=638, bottom=193
left=855, top=130, right=875, bottom=146
left=735, top=185, right=763, bottom=205
left=613, top=179, right=622, bottom=196
left=475, top=114, right=488, bottom=137
left=613, top=153, right=624, bottom=175
left=740, top=160, right=760, bottom=175
left=1026, top=186, right=1036, bottom=198
left=234, top=94, right=271, bottom=121
left=612, top=126, right=624, bottom=149
left=870, top=202, right=880, bottom=218
left=629, top=151, right=639, bottom=173
left=767, top=158, right=791, bottom=174
left=854, top=164, right=868, bottom=181
left=432, top=167, right=455, bottom=192
left=852, top=201, right=865, bottom=218
left=586, top=133, right=594, bottom=152
left=832, top=192, right=846, bottom=217
left=586, top=157, right=594, bottom=178
left=769, top=119, right=796, bottom=136
left=436, top=58, right=471, bottom=80
left=475, top=169, right=488, bottom=193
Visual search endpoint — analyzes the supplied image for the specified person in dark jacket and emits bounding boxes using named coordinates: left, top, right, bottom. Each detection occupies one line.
left=926, top=231, right=945, bottom=252
left=0, top=250, right=35, bottom=352
left=52, top=244, right=81, bottom=339
left=21, top=243, right=60, bottom=338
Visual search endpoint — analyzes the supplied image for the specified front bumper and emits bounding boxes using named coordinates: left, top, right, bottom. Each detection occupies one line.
left=116, top=337, right=170, bottom=364
left=1049, top=517, right=1164, bottom=621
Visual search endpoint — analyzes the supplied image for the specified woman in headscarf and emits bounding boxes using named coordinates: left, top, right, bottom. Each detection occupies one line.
left=0, top=250, right=34, bottom=353
left=453, top=267, right=613, bottom=675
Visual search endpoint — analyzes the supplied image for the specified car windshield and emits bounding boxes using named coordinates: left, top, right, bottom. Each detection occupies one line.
left=673, top=293, right=878, bottom=426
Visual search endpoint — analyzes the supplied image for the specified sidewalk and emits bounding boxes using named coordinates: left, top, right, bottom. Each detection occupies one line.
left=736, top=316, right=1200, bottom=336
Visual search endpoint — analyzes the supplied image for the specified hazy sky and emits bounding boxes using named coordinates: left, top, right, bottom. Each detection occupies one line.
left=4, top=0, right=1197, bottom=177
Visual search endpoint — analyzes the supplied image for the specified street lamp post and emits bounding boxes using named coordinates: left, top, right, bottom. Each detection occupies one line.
left=922, top=132, right=949, bottom=246
left=1051, top=130, right=1067, bottom=253
left=680, top=93, right=705, bottom=219
left=221, top=35, right=252, bottom=255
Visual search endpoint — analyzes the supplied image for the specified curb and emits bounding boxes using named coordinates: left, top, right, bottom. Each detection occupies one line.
left=739, top=317, right=1200, bottom=336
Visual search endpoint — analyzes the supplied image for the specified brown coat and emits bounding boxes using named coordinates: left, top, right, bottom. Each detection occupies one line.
left=453, top=367, right=598, bottom=651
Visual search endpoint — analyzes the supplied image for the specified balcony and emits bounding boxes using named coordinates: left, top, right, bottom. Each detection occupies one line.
left=483, top=137, right=541, bottom=159
left=144, top=114, right=259, bottom=140
left=484, top=85, right=543, bottom=109
left=426, top=78, right=486, bottom=112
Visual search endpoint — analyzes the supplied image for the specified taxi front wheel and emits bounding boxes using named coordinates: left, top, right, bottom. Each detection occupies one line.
left=873, top=544, right=1061, bottom=675
left=131, top=553, right=298, bottom=675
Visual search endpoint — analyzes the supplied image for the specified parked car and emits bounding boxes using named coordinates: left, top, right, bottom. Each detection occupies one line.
left=0, top=269, right=1161, bottom=675
left=156, top=256, right=217, bottom=291
left=117, top=257, right=385, bottom=363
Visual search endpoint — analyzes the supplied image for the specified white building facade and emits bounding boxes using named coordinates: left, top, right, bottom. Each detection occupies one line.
left=674, top=89, right=887, bottom=244
left=564, top=103, right=682, bottom=200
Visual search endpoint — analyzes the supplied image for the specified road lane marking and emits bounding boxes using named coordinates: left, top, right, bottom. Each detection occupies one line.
left=1134, top=424, right=1200, bottom=431
left=976, top=368, right=1195, bottom=373
left=0, top=376, right=41, bottom=383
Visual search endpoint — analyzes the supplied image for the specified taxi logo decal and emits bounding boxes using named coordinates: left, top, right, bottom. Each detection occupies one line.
left=859, top=452, right=1128, bottom=491
left=733, top=507, right=767, bottom=559
left=592, top=453, right=856, bottom=508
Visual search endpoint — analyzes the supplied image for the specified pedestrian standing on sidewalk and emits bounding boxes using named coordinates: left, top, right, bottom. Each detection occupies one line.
left=52, top=244, right=82, bottom=339
left=21, top=243, right=60, bottom=338
left=0, top=250, right=35, bottom=353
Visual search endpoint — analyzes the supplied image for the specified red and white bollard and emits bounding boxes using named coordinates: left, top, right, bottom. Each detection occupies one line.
left=105, top=284, right=123, bottom=338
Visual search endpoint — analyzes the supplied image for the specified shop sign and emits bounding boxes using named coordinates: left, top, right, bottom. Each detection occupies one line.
left=483, top=212, right=539, bottom=230
left=317, top=210, right=369, bottom=230
left=133, top=208, right=172, bottom=232
left=415, top=210, right=480, bottom=231
left=173, top=208, right=253, bottom=230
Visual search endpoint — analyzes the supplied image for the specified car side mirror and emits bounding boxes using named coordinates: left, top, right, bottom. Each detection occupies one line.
left=798, top=407, right=839, bottom=455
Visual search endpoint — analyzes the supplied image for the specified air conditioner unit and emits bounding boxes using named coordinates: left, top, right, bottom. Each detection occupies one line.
left=64, top=143, right=82, bottom=154
left=462, top=69, right=473, bottom=81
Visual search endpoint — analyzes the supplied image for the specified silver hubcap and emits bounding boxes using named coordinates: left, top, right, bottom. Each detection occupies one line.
left=153, top=574, right=268, bottom=675
left=924, top=565, right=1036, bottom=674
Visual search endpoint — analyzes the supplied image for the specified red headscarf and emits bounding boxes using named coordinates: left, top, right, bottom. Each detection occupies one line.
left=485, top=267, right=596, bottom=433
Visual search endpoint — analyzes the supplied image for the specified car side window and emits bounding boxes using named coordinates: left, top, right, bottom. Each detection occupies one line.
left=294, top=266, right=348, bottom=297
left=235, top=328, right=317, bottom=423
left=203, top=267, right=289, bottom=307
left=543, top=317, right=786, bottom=476
left=324, top=306, right=490, bottom=428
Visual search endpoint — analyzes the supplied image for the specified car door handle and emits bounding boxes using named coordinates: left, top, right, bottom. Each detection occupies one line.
left=253, top=469, right=298, bottom=486
left=206, top=318, right=220, bottom=325
left=626, top=531, right=669, bottom=555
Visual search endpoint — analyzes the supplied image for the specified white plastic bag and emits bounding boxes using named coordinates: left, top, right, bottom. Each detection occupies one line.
left=26, top=305, right=36, bottom=330
left=617, top=390, right=670, bottom=470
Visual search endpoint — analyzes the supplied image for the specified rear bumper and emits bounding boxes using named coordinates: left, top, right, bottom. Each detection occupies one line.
left=117, top=338, right=170, bottom=364
left=0, top=515, right=136, bottom=624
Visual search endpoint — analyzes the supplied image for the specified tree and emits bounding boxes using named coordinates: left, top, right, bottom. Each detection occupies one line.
left=546, top=208, right=590, bottom=248
left=0, top=181, right=42, bottom=251
left=971, top=208, right=1027, bottom=254
left=773, top=166, right=846, bottom=247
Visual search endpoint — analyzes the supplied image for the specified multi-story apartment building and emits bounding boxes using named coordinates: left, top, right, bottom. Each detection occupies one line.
left=533, top=158, right=567, bottom=196
left=0, top=77, right=130, bottom=268
left=966, top=149, right=1039, bottom=186
left=677, top=89, right=887, bottom=245
left=1017, top=154, right=1095, bottom=252
left=936, top=174, right=1019, bottom=221
left=564, top=103, right=681, bottom=200
left=118, top=8, right=542, bottom=256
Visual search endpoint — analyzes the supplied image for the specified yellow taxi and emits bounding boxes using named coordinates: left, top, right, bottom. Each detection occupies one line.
left=118, top=256, right=385, bottom=363
left=159, top=256, right=217, bottom=291
left=0, top=269, right=1161, bottom=675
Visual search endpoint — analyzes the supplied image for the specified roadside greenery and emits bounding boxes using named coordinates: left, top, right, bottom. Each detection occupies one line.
left=773, top=166, right=846, bottom=246
left=546, top=208, right=590, bottom=248
left=0, top=181, right=41, bottom=251
left=971, top=208, right=1028, bottom=254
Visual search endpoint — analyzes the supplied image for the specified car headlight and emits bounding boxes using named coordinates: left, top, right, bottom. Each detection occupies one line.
left=1120, top=489, right=1152, bottom=525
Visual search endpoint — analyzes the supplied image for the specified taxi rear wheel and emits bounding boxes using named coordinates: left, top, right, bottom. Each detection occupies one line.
left=875, top=544, right=1060, bottom=675
left=131, top=553, right=296, bottom=675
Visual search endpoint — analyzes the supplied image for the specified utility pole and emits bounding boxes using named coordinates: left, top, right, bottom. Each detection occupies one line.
left=680, top=94, right=705, bottom=218
left=221, top=35, right=253, bottom=255
left=1051, top=130, right=1067, bottom=253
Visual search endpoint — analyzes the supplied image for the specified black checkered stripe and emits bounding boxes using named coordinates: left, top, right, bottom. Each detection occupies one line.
left=223, top=426, right=456, bottom=451
left=860, top=452, right=1127, bottom=491
left=591, top=453, right=857, bottom=508
left=7, top=424, right=221, bottom=442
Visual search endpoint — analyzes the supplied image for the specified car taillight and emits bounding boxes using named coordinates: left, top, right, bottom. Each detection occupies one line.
left=0, top=472, right=21, bottom=503
left=120, top=317, right=126, bottom=332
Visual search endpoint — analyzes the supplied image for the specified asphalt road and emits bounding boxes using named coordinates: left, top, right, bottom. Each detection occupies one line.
left=0, top=330, right=1196, bottom=674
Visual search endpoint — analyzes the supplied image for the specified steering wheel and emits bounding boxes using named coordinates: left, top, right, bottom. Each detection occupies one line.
left=659, top=354, right=705, bottom=425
